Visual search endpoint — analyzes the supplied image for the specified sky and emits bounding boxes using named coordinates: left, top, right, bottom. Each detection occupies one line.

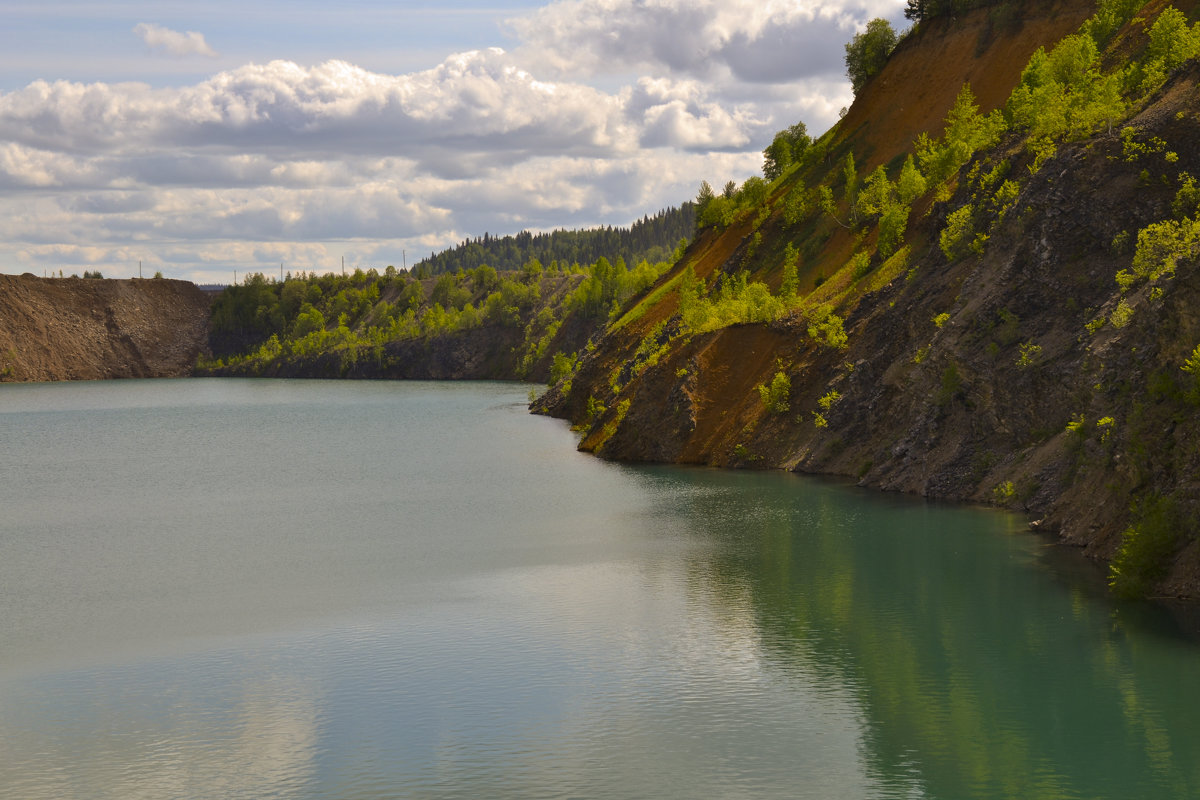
left=0, top=0, right=907, bottom=283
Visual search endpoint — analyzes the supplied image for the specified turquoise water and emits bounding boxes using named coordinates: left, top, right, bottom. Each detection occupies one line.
left=1, top=378, right=1198, bottom=799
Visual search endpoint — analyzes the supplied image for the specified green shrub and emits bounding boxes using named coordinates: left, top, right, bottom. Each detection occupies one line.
left=818, top=389, right=841, bottom=412
left=807, top=307, right=849, bottom=349
left=937, top=363, right=962, bottom=405
left=1110, top=298, right=1134, bottom=329
left=1016, top=342, right=1042, bottom=369
left=1121, top=217, right=1200, bottom=289
left=550, top=351, right=578, bottom=387
left=758, top=371, right=791, bottom=414
left=992, top=481, right=1017, bottom=503
left=940, top=205, right=976, bottom=260
left=1182, top=343, right=1200, bottom=402
left=1109, top=495, right=1185, bottom=598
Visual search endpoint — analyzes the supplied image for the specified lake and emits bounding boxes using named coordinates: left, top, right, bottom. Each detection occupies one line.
left=1, top=378, right=1198, bottom=799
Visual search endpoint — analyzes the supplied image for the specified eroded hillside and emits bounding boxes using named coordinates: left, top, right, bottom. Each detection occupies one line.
left=537, top=0, right=1200, bottom=598
left=0, top=274, right=211, bottom=382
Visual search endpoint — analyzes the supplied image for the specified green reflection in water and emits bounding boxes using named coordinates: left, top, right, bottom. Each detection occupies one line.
left=632, top=465, right=1200, bottom=800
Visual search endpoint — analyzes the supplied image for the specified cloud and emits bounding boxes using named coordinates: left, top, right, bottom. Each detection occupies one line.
left=1, top=0, right=905, bottom=279
left=509, top=0, right=905, bottom=83
left=134, top=23, right=220, bottom=59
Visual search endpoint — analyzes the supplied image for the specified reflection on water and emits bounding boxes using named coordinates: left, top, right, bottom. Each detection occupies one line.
left=1, top=379, right=1198, bottom=799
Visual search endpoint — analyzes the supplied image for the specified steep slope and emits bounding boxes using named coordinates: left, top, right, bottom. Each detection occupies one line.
left=537, top=0, right=1200, bottom=598
left=0, top=274, right=211, bottom=382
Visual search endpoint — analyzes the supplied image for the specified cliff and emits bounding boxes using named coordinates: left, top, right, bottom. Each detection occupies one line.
left=536, top=0, right=1200, bottom=598
left=0, top=274, right=212, bottom=382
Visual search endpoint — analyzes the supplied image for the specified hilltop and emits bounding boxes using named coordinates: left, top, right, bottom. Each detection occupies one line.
left=535, top=0, right=1200, bottom=598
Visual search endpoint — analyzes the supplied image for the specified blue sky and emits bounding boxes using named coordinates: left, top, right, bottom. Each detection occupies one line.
left=0, top=0, right=905, bottom=282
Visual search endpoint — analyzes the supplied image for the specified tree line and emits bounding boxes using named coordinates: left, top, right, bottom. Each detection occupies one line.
left=413, top=205, right=695, bottom=277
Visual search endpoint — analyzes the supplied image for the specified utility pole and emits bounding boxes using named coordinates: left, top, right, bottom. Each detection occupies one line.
left=402, top=250, right=406, bottom=271
left=234, top=269, right=237, bottom=286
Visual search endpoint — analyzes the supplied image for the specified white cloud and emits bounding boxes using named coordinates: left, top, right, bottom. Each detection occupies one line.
left=509, top=0, right=904, bottom=83
left=134, top=23, right=219, bottom=59
left=0, top=0, right=904, bottom=279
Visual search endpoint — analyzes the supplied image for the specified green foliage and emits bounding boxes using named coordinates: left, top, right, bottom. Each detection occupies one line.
left=992, top=481, right=1017, bottom=503
left=549, top=350, right=578, bottom=392
left=845, top=18, right=898, bottom=94
left=1015, top=341, right=1043, bottom=368
left=414, top=205, right=695, bottom=275
left=763, top=122, right=811, bottom=181
left=937, top=363, right=963, bottom=405
left=1110, top=298, right=1135, bottom=328
left=82, top=270, right=104, bottom=279
left=849, top=251, right=873, bottom=280
left=1081, top=0, right=1145, bottom=47
left=1065, top=413, right=1088, bottom=438
left=940, top=204, right=977, bottom=260
left=877, top=203, right=911, bottom=259
left=842, top=153, right=860, bottom=219
left=1007, top=34, right=1125, bottom=146
left=758, top=371, right=791, bottom=413
left=1182, top=343, right=1200, bottom=401
left=291, top=304, right=326, bottom=338
left=807, top=306, right=849, bottom=349
left=579, top=396, right=606, bottom=430
left=932, top=312, right=950, bottom=328
left=1109, top=494, right=1186, bottom=599
left=782, top=184, right=816, bottom=226
left=697, top=174, right=774, bottom=231
left=916, top=85, right=1005, bottom=186
left=780, top=244, right=799, bottom=299
left=1172, top=174, right=1200, bottom=218
left=1120, top=215, right=1200, bottom=291
left=432, top=273, right=471, bottom=310
left=682, top=270, right=787, bottom=333
left=895, top=156, right=928, bottom=206
left=1131, top=8, right=1200, bottom=95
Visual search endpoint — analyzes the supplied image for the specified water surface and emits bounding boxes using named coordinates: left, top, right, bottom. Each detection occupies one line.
left=1, top=378, right=1198, bottom=799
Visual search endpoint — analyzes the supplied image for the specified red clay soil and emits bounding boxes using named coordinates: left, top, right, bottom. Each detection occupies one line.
left=680, top=325, right=794, bottom=463
left=0, top=274, right=212, bottom=381
left=840, top=0, right=1099, bottom=173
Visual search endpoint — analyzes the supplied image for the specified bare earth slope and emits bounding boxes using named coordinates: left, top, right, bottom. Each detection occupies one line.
left=538, top=1, right=1200, bottom=598
left=0, top=274, right=211, bottom=382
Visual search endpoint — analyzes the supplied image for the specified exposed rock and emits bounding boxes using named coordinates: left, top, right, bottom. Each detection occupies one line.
left=0, top=275, right=212, bottom=382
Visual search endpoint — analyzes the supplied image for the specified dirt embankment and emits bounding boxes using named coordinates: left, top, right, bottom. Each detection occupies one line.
left=0, top=274, right=212, bottom=382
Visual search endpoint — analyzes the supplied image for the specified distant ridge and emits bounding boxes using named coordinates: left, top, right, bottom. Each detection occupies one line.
left=415, top=204, right=695, bottom=276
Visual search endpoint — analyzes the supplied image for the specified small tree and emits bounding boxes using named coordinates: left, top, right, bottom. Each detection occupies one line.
left=758, top=371, right=791, bottom=413
left=763, top=122, right=811, bottom=181
left=845, top=18, right=898, bottom=94
left=780, top=244, right=799, bottom=299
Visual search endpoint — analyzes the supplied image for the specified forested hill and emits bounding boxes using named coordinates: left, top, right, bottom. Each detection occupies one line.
left=414, top=204, right=695, bottom=276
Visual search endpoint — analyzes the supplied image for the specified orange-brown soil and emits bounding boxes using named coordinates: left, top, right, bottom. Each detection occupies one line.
left=0, top=274, right=212, bottom=382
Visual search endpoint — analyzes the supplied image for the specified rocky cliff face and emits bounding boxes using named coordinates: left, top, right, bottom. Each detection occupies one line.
left=0, top=274, right=212, bottom=382
left=536, top=1, right=1200, bottom=597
